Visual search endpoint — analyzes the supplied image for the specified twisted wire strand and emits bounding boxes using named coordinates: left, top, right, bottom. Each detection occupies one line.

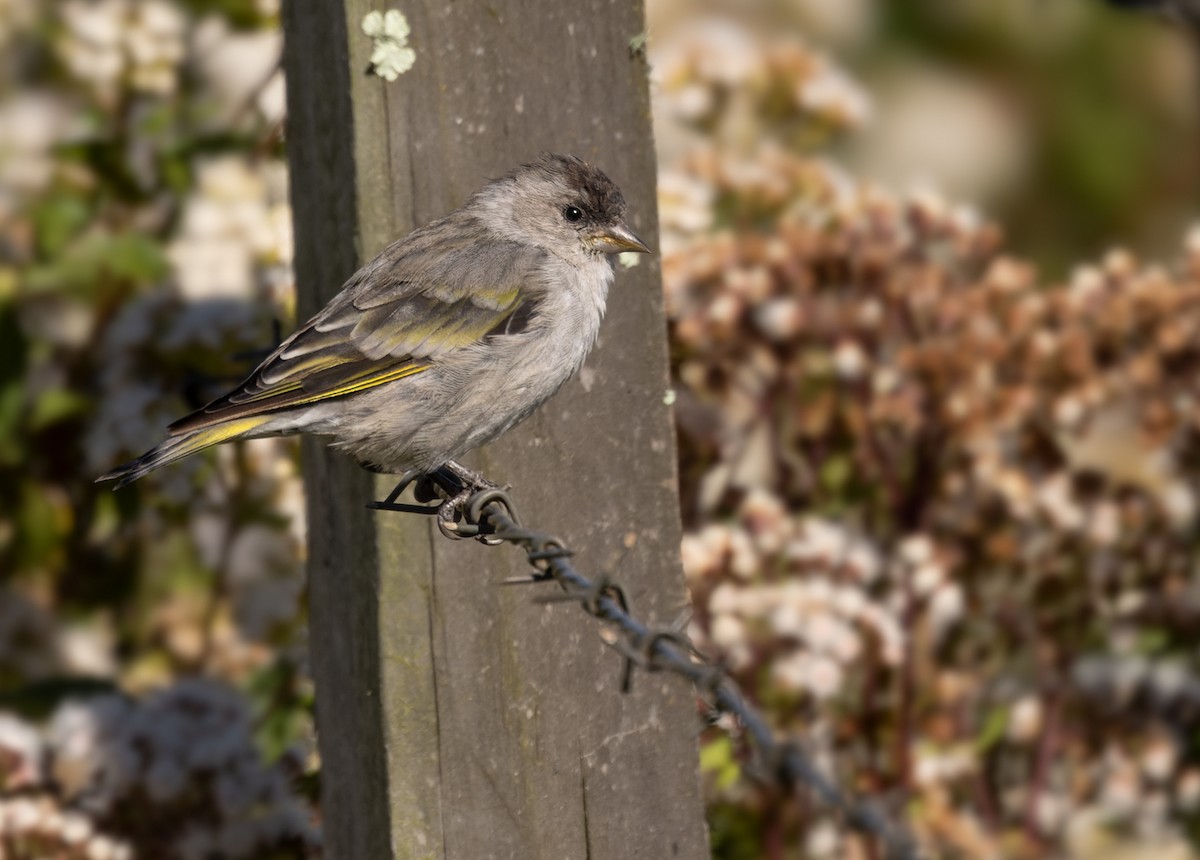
left=371, top=474, right=925, bottom=860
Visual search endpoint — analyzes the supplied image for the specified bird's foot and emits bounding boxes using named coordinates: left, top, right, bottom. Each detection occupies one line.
left=369, top=462, right=507, bottom=545
left=435, top=487, right=474, bottom=533
left=439, top=460, right=504, bottom=495
left=432, top=462, right=507, bottom=544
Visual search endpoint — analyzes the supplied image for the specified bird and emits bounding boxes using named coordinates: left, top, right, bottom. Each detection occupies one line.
left=97, top=153, right=650, bottom=505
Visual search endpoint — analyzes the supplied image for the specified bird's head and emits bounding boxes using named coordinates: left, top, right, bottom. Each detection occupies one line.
left=472, top=153, right=650, bottom=260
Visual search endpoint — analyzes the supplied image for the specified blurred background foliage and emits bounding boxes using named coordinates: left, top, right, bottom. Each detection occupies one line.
left=1, top=0, right=1199, bottom=858
left=857, top=0, right=1199, bottom=275
left=0, top=0, right=313, bottom=856
left=656, top=0, right=1200, bottom=275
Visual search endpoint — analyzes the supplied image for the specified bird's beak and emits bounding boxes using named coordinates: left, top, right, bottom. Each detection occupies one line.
left=588, top=222, right=651, bottom=255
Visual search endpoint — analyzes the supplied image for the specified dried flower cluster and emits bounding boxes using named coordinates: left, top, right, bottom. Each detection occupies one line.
left=0, top=681, right=316, bottom=859
left=1, top=2, right=315, bottom=856
left=655, top=16, right=1200, bottom=860
left=57, top=0, right=187, bottom=104
left=652, top=17, right=870, bottom=260
left=0, top=795, right=133, bottom=860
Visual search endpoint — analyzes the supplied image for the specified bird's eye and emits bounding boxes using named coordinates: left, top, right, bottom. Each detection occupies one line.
left=562, top=205, right=584, bottom=223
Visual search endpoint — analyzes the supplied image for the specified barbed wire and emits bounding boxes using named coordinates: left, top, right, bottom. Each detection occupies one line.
left=370, top=466, right=926, bottom=860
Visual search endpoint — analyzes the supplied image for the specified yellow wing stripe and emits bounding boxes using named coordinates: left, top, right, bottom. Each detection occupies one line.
left=285, top=362, right=429, bottom=407
left=232, top=359, right=426, bottom=408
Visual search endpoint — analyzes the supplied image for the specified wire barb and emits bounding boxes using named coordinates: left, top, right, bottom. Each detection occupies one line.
left=373, top=478, right=927, bottom=860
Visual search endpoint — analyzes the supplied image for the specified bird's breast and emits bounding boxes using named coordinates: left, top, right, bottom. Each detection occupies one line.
left=506, top=264, right=608, bottom=384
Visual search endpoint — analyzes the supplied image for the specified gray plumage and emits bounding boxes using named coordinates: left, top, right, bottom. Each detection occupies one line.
left=98, top=153, right=649, bottom=487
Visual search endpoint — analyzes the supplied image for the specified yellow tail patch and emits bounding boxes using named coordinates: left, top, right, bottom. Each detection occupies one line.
left=186, top=415, right=272, bottom=450
left=97, top=415, right=273, bottom=487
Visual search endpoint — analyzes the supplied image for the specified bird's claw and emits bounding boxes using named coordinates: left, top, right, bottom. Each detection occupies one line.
left=370, top=461, right=507, bottom=545
left=434, top=464, right=508, bottom=545
left=435, top=489, right=472, bottom=537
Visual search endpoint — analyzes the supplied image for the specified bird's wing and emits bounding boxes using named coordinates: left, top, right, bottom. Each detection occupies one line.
left=168, top=231, right=543, bottom=435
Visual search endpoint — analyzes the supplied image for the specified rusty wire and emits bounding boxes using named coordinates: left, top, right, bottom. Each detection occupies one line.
left=370, top=469, right=925, bottom=860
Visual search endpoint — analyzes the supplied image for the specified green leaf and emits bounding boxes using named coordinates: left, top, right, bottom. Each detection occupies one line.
left=700, top=734, right=732, bottom=771
left=15, top=480, right=69, bottom=569
left=94, top=234, right=171, bottom=283
left=1136, top=628, right=1169, bottom=656
left=976, top=706, right=1009, bottom=752
left=246, top=660, right=312, bottom=762
left=699, top=735, right=741, bottom=790
left=32, top=195, right=91, bottom=259
left=24, top=233, right=168, bottom=296
left=29, top=388, right=90, bottom=430
left=820, top=455, right=852, bottom=494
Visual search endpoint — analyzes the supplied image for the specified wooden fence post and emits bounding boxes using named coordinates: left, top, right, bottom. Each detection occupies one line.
left=282, top=2, right=709, bottom=857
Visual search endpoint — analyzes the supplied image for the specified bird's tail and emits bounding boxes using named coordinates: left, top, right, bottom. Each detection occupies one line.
left=96, top=416, right=270, bottom=488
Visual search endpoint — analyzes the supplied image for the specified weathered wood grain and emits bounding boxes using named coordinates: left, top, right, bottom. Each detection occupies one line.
left=283, top=2, right=708, bottom=857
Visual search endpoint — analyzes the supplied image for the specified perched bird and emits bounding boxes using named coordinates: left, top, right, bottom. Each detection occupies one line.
left=98, top=153, right=649, bottom=493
